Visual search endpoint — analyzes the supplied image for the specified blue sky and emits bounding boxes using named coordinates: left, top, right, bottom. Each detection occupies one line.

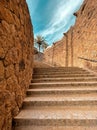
left=26, top=0, right=84, bottom=45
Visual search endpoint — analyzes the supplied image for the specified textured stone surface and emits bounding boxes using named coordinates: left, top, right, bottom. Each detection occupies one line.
left=0, top=1, right=34, bottom=130
left=13, top=126, right=97, bottom=130
left=73, top=0, right=97, bottom=69
left=34, top=61, right=53, bottom=68
left=44, top=29, right=74, bottom=67
left=44, top=38, right=66, bottom=67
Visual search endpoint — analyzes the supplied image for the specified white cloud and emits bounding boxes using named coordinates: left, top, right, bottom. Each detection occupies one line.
left=37, top=0, right=83, bottom=40
left=27, top=0, right=84, bottom=45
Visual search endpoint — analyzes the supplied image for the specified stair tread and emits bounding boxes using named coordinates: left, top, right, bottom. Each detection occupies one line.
left=13, top=126, right=97, bottom=130
left=32, top=81, right=97, bottom=85
left=31, top=82, right=97, bottom=87
left=14, top=109, right=97, bottom=120
left=24, top=95, right=97, bottom=102
left=33, top=77, right=97, bottom=80
left=33, top=72, right=89, bottom=74
left=35, top=70, right=90, bottom=73
left=34, top=67, right=83, bottom=69
left=33, top=73, right=93, bottom=75
left=33, top=75, right=95, bottom=78
left=28, top=87, right=97, bottom=91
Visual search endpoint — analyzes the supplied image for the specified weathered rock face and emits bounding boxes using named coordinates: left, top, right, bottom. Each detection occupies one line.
left=0, top=1, right=34, bottom=130
left=45, top=0, right=97, bottom=69
left=44, top=37, right=66, bottom=67
left=44, top=29, right=73, bottom=67
left=73, top=0, right=97, bottom=68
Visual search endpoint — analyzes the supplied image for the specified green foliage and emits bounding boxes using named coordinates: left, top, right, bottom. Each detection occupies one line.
left=34, top=35, right=48, bottom=52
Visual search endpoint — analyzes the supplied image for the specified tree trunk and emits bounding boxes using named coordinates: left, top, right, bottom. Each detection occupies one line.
left=39, top=44, right=40, bottom=52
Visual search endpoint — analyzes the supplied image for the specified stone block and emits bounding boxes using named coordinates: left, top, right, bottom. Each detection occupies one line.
left=0, top=4, right=14, bottom=24
left=0, top=61, right=4, bottom=81
left=5, top=64, right=15, bottom=79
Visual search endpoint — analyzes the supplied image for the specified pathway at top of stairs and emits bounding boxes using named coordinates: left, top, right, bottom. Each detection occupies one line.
left=13, top=67, right=97, bottom=130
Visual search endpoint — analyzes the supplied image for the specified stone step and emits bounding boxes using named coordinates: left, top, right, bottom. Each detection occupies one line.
left=34, top=70, right=88, bottom=74
left=13, top=126, right=97, bottom=130
left=13, top=67, right=97, bottom=130
left=20, top=105, right=97, bottom=110
left=29, top=82, right=97, bottom=89
left=33, top=67, right=84, bottom=72
left=34, top=70, right=89, bottom=74
left=27, top=88, right=97, bottom=96
left=33, top=72, right=91, bottom=75
left=13, top=108, right=97, bottom=127
left=22, top=95, right=97, bottom=108
left=32, top=77, right=97, bottom=83
left=33, top=72, right=90, bottom=76
left=33, top=74, right=95, bottom=78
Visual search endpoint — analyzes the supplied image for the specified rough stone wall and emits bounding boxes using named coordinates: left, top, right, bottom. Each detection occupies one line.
left=54, top=39, right=66, bottom=66
left=34, top=52, right=44, bottom=62
left=44, top=37, right=66, bottom=66
left=0, top=1, right=34, bottom=130
left=67, top=28, right=74, bottom=67
left=73, top=0, right=97, bottom=69
left=44, top=29, right=73, bottom=67
left=44, top=46, right=54, bottom=65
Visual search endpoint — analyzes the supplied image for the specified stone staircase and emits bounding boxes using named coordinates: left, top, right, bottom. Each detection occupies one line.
left=13, top=67, right=97, bottom=130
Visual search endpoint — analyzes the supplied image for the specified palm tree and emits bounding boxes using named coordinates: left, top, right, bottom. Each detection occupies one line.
left=35, top=35, right=45, bottom=52
left=42, top=42, right=49, bottom=52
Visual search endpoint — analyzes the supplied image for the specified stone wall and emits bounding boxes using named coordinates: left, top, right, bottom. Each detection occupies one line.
left=0, top=1, right=34, bottom=130
left=44, top=37, right=66, bottom=67
left=34, top=52, right=44, bottom=62
left=44, top=29, right=73, bottom=67
left=44, top=0, right=97, bottom=69
left=44, top=46, right=54, bottom=65
left=73, top=0, right=97, bottom=69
